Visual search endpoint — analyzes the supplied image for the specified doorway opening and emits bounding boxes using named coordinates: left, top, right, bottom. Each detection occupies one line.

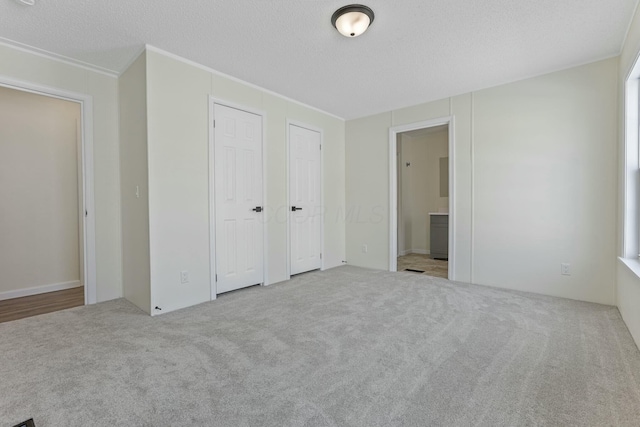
left=389, top=117, right=454, bottom=280
left=0, top=78, right=96, bottom=321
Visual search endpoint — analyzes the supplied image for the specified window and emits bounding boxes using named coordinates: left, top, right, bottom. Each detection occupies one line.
left=623, top=58, right=640, bottom=260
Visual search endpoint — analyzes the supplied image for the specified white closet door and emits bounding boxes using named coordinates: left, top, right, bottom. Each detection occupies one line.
left=289, top=124, right=322, bottom=276
left=214, top=104, right=263, bottom=294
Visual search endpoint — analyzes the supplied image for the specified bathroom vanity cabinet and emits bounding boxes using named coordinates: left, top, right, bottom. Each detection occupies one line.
left=429, top=213, right=448, bottom=260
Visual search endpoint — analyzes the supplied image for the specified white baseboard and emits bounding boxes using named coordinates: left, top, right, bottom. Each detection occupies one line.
left=398, top=249, right=431, bottom=256
left=0, top=280, right=82, bottom=301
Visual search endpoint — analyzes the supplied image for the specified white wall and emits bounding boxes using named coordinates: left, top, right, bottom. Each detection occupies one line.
left=145, top=50, right=211, bottom=314
left=346, top=111, right=393, bottom=271
left=0, top=86, right=81, bottom=297
left=617, top=4, right=640, bottom=348
left=119, top=52, right=151, bottom=314
left=0, top=43, right=122, bottom=302
left=347, top=58, right=618, bottom=305
left=145, top=48, right=345, bottom=315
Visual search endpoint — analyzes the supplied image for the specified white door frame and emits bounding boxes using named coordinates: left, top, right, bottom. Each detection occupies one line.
left=0, top=75, right=97, bottom=304
left=208, top=97, right=268, bottom=300
left=389, top=116, right=456, bottom=280
left=285, top=119, right=325, bottom=280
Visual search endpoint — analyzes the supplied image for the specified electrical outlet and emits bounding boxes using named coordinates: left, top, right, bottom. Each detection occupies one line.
left=561, top=263, right=571, bottom=276
left=180, top=270, right=189, bottom=284
left=362, top=244, right=368, bottom=253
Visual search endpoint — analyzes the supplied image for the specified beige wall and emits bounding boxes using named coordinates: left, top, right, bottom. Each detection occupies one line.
left=617, top=4, right=640, bottom=348
left=399, top=130, right=449, bottom=254
left=0, top=43, right=122, bottom=302
left=0, top=86, right=81, bottom=296
left=145, top=49, right=346, bottom=314
left=119, top=52, right=151, bottom=314
left=347, top=58, right=618, bottom=305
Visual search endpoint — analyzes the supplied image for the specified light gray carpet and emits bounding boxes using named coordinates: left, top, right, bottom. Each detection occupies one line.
left=1, top=266, right=640, bottom=426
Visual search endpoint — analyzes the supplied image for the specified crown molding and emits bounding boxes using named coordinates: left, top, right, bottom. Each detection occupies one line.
left=0, top=37, right=119, bottom=78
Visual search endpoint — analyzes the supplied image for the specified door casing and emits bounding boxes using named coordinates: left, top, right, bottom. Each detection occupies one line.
left=388, top=116, right=456, bottom=280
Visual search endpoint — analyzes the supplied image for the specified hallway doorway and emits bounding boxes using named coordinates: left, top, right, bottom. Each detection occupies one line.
left=0, top=79, right=95, bottom=319
left=389, top=117, right=454, bottom=280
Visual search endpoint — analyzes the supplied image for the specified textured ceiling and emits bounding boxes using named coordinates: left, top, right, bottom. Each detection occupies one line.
left=0, top=0, right=637, bottom=119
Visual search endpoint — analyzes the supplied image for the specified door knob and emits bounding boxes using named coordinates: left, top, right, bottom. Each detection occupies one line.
left=291, top=206, right=303, bottom=211
left=252, top=206, right=263, bottom=212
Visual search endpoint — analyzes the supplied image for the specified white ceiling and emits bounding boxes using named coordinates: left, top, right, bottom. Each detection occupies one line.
left=0, top=0, right=637, bottom=120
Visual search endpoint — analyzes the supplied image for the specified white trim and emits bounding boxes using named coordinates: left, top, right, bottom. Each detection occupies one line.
left=448, top=98, right=456, bottom=275
left=320, top=126, right=325, bottom=272
left=208, top=99, right=217, bottom=301
left=470, top=93, right=476, bottom=283
left=448, top=117, right=456, bottom=281
left=209, top=98, right=269, bottom=300
left=285, top=120, right=325, bottom=279
left=0, top=281, right=82, bottom=301
left=399, top=249, right=431, bottom=256
left=146, top=44, right=344, bottom=121
left=81, top=93, right=97, bottom=305
left=0, top=37, right=118, bottom=77
left=411, top=249, right=430, bottom=255
left=619, top=257, right=640, bottom=280
left=263, top=108, right=269, bottom=286
left=0, top=75, right=97, bottom=305
left=286, top=122, right=291, bottom=280
left=389, top=117, right=456, bottom=281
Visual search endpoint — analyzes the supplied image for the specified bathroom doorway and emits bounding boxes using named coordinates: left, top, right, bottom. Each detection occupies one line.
left=389, top=118, right=454, bottom=280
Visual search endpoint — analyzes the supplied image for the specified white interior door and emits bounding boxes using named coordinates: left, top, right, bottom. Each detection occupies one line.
left=289, top=124, right=322, bottom=276
left=214, top=104, right=263, bottom=294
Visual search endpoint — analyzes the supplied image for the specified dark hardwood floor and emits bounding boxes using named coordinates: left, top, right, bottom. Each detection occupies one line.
left=0, top=287, right=84, bottom=323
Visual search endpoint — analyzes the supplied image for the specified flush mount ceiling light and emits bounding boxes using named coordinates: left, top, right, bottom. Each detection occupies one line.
left=331, top=4, right=375, bottom=38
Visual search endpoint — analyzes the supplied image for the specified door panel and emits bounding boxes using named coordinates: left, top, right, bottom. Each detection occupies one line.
left=214, top=104, right=263, bottom=294
left=289, top=124, right=322, bottom=276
